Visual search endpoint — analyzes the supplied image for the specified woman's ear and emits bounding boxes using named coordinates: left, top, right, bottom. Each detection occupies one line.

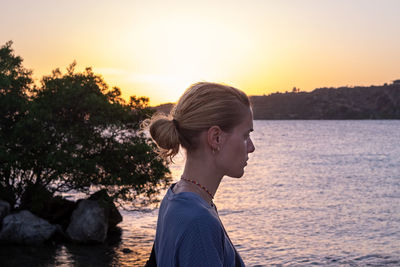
left=207, top=126, right=222, bottom=151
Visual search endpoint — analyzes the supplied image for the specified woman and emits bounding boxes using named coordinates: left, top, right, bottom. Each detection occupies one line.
left=146, top=82, right=255, bottom=266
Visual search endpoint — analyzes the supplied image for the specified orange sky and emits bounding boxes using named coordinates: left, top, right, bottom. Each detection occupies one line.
left=1, top=0, right=399, bottom=105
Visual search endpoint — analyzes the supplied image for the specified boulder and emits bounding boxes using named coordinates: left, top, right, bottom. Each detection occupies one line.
left=52, top=224, right=69, bottom=242
left=0, top=210, right=57, bottom=245
left=88, top=189, right=122, bottom=228
left=19, top=182, right=53, bottom=213
left=45, top=196, right=76, bottom=230
left=0, top=200, right=10, bottom=223
left=19, top=182, right=76, bottom=230
left=0, top=186, right=16, bottom=209
left=66, top=200, right=108, bottom=243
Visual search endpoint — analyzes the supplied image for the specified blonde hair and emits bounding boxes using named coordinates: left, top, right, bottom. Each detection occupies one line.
left=145, top=82, right=250, bottom=160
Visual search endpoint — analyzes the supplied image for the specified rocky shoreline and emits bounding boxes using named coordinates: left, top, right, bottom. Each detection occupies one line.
left=0, top=188, right=122, bottom=245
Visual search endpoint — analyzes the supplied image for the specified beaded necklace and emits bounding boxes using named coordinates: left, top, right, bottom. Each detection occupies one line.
left=180, top=177, right=214, bottom=200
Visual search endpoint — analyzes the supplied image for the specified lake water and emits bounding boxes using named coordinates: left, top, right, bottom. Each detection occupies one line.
left=1, top=120, right=400, bottom=266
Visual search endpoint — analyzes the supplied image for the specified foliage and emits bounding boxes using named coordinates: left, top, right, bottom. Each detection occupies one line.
left=0, top=41, right=33, bottom=207
left=251, top=83, right=400, bottom=120
left=0, top=42, right=171, bottom=209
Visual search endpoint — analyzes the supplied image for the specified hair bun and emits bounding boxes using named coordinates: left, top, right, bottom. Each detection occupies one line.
left=148, top=116, right=180, bottom=160
left=172, top=119, right=179, bottom=129
left=144, top=82, right=250, bottom=161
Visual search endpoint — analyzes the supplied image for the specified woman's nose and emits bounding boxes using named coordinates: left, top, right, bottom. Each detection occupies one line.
left=248, top=138, right=255, bottom=153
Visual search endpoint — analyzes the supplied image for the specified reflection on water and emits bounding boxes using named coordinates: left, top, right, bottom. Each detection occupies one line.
left=223, top=120, right=400, bottom=266
left=0, top=244, right=58, bottom=266
left=1, top=121, right=400, bottom=266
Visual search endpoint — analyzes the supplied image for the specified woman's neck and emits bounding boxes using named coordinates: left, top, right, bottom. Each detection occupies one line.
left=180, top=152, right=223, bottom=199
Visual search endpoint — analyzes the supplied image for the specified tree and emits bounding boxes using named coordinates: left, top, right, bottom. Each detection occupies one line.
left=0, top=42, right=171, bottom=209
left=292, top=87, right=300, bottom=93
left=0, top=41, right=33, bottom=207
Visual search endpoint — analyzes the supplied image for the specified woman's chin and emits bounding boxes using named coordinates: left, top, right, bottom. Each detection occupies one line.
left=227, top=169, right=245, bottom=178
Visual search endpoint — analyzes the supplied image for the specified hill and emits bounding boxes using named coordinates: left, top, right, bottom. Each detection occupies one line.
left=251, top=81, right=400, bottom=119
left=152, top=81, right=400, bottom=119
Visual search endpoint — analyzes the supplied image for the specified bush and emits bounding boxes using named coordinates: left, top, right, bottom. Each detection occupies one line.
left=0, top=41, right=171, bottom=209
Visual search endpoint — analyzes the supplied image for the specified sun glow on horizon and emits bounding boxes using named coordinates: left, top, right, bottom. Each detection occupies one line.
left=1, top=0, right=400, bottom=106
left=109, top=11, right=258, bottom=105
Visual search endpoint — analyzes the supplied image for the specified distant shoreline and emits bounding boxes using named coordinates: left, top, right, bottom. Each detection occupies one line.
left=153, top=81, right=400, bottom=120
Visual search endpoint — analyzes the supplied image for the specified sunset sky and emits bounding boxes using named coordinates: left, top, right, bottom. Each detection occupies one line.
left=1, top=0, right=399, bottom=105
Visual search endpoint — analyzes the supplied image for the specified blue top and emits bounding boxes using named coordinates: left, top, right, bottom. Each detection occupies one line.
left=154, top=183, right=245, bottom=267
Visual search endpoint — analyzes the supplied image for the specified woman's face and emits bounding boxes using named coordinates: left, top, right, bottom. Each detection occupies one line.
left=217, top=109, right=255, bottom=178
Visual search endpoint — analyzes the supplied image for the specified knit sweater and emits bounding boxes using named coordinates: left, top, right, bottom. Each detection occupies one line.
left=154, top=183, right=245, bottom=267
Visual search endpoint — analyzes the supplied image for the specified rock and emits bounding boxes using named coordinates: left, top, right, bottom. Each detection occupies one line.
left=0, top=210, right=57, bottom=245
left=0, top=186, right=16, bottom=209
left=52, top=224, right=69, bottom=242
left=0, top=200, right=10, bottom=223
left=107, top=226, right=122, bottom=245
left=88, top=189, right=122, bottom=228
left=122, top=248, right=132, bottom=254
left=66, top=200, right=108, bottom=243
left=46, top=197, right=76, bottom=230
left=19, top=182, right=76, bottom=230
left=19, top=182, right=53, bottom=212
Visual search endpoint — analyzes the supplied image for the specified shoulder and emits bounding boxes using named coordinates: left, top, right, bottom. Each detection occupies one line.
left=172, top=192, right=217, bottom=218
left=174, top=201, right=226, bottom=265
left=160, top=188, right=221, bottom=232
left=155, top=188, right=227, bottom=266
left=173, top=195, right=223, bottom=241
